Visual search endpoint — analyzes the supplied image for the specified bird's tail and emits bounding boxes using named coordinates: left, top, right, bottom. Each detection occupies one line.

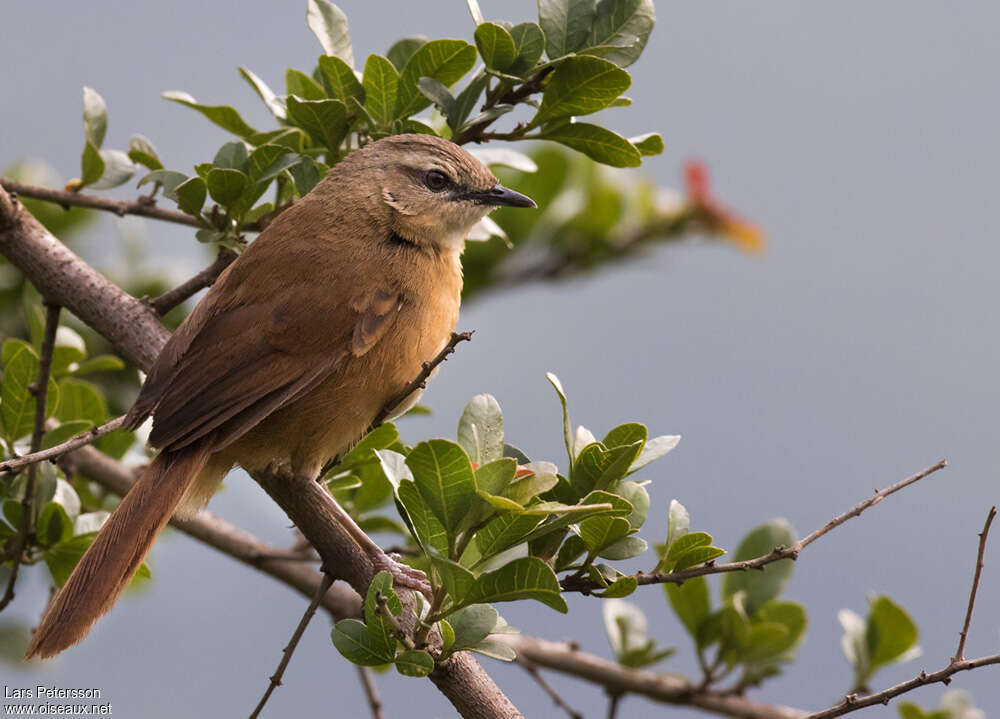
left=26, top=442, right=213, bottom=659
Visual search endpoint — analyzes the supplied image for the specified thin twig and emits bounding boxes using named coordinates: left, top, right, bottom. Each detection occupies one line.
left=561, top=460, right=949, bottom=593
left=319, top=331, right=474, bottom=477
left=356, top=666, right=384, bottom=719
left=0, top=179, right=271, bottom=232
left=146, top=248, right=237, bottom=315
left=804, top=654, right=1000, bottom=719
left=0, top=416, right=125, bottom=473
left=371, top=331, right=473, bottom=427
left=607, top=691, right=623, bottom=719
left=805, top=504, right=998, bottom=719
left=953, top=506, right=996, bottom=662
left=248, top=569, right=335, bottom=719
left=0, top=304, right=60, bottom=611
left=519, top=659, right=583, bottom=719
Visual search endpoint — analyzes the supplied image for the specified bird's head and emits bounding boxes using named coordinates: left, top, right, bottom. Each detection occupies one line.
left=340, top=134, right=536, bottom=251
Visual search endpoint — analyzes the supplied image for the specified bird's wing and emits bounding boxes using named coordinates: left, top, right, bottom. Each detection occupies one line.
left=126, top=261, right=402, bottom=453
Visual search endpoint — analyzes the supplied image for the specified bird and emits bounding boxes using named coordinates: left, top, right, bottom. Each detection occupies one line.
left=25, top=133, right=536, bottom=659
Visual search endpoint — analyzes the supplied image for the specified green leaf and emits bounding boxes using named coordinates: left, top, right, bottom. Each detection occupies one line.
left=629, top=132, right=664, bottom=156
left=286, top=68, right=326, bottom=101
left=91, top=150, right=136, bottom=190
left=362, top=54, right=399, bottom=127
left=572, top=440, right=642, bottom=496
left=289, top=158, right=322, bottom=197
left=206, top=168, right=250, bottom=207
left=474, top=458, right=517, bottom=497
left=507, top=22, right=546, bottom=77
left=286, top=96, right=348, bottom=151
left=603, top=422, right=647, bottom=450
left=459, top=557, right=567, bottom=612
left=538, top=0, right=597, bottom=59
left=247, top=144, right=294, bottom=181
left=127, top=134, right=163, bottom=170
left=238, top=67, right=286, bottom=120
left=583, top=0, right=656, bottom=68
left=365, top=570, right=402, bottom=626
left=666, top=531, right=712, bottom=561
left=439, top=619, right=455, bottom=653
left=596, top=575, right=637, bottom=597
left=629, top=434, right=680, bottom=474
left=665, top=575, right=710, bottom=642
left=386, top=37, right=427, bottom=71
left=614, top=480, right=649, bottom=530
left=545, top=372, right=574, bottom=464
left=317, top=55, right=364, bottom=104
left=417, top=77, right=456, bottom=118
left=82, top=87, right=107, bottom=147
left=136, top=169, right=188, bottom=197
left=213, top=141, right=250, bottom=171
left=533, top=56, right=630, bottom=124
left=475, top=22, right=517, bottom=71
left=450, top=70, right=488, bottom=130
left=457, top=394, right=504, bottom=465
left=506, top=462, right=559, bottom=505
left=430, top=556, right=476, bottom=602
left=406, top=439, right=477, bottom=543
left=172, top=176, right=206, bottom=216
left=37, top=501, right=73, bottom=547
left=331, top=618, right=396, bottom=666
left=55, top=377, right=107, bottom=425
left=542, top=122, right=640, bottom=168
left=395, top=649, right=434, bottom=677
left=475, top=512, right=545, bottom=560
left=663, top=499, right=690, bottom=555
left=468, top=638, right=517, bottom=662
left=395, top=39, right=477, bottom=119
left=521, top=490, right=630, bottom=544
left=1, top=342, right=58, bottom=442
left=306, top=0, right=354, bottom=67
left=42, top=420, right=93, bottom=450
left=866, top=595, right=919, bottom=669
left=395, top=480, right=449, bottom=556
left=754, top=600, right=807, bottom=658
left=671, top=545, right=725, bottom=572
left=447, top=604, right=498, bottom=650
left=721, top=520, right=797, bottom=615
left=599, top=535, right=647, bottom=560
left=80, top=141, right=105, bottom=187
left=162, top=91, right=258, bottom=139
left=579, top=515, right=630, bottom=554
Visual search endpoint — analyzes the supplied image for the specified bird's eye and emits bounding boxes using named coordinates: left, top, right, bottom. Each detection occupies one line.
left=424, top=169, right=449, bottom=192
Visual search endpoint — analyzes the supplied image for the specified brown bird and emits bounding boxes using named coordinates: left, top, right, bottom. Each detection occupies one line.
left=26, top=134, right=535, bottom=659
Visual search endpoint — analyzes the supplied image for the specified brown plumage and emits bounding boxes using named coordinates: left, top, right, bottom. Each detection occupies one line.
left=26, top=134, right=535, bottom=659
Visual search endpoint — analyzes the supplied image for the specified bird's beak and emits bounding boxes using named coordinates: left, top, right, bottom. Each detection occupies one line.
left=464, top=184, right=537, bottom=208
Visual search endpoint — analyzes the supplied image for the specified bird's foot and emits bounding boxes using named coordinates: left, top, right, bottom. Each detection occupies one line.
left=370, top=551, right=432, bottom=600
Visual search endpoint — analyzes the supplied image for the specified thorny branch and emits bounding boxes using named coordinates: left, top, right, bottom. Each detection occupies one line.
left=561, top=460, right=949, bottom=593
left=0, top=303, right=60, bottom=611
left=248, top=569, right=335, bottom=719
left=0, top=416, right=125, bottom=474
left=805, top=506, right=998, bottom=719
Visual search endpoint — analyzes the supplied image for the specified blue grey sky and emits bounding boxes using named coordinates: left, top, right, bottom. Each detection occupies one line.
left=3, top=2, right=998, bottom=717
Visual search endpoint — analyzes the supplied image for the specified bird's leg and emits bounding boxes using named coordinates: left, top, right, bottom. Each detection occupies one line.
left=266, top=460, right=432, bottom=598
left=319, top=488, right=432, bottom=598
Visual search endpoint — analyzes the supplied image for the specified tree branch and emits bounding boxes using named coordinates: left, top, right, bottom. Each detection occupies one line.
left=497, top=634, right=807, bottom=719
left=517, top=658, right=583, bottom=719
left=0, top=184, right=167, bottom=369
left=953, top=505, right=996, bottom=662
left=146, top=247, right=237, bottom=315
left=561, top=460, right=949, bottom=593
left=356, top=666, right=384, bottom=719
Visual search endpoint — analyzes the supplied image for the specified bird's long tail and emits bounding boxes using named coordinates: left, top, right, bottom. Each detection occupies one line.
left=25, top=441, right=213, bottom=659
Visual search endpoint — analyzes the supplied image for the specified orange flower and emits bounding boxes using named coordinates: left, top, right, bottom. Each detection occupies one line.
left=684, top=160, right=765, bottom=253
